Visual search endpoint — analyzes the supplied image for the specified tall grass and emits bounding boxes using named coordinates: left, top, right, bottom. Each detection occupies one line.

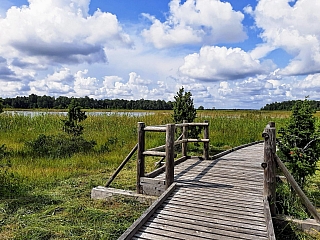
left=0, top=110, right=289, bottom=189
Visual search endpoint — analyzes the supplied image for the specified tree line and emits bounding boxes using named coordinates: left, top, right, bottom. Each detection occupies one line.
left=1, top=94, right=174, bottom=110
left=261, top=99, right=320, bottom=111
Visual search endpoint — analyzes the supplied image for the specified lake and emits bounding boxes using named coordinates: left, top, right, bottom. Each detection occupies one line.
left=3, top=110, right=153, bottom=117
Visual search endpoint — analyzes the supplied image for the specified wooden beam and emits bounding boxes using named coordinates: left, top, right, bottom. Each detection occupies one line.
left=143, top=151, right=166, bottom=157
left=275, top=155, right=320, bottom=222
left=186, top=139, right=210, bottom=142
left=144, top=126, right=166, bottom=132
left=105, top=143, right=138, bottom=187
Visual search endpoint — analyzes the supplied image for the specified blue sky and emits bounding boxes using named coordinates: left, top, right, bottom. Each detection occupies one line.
left=0, top=0, right=319, bottom=109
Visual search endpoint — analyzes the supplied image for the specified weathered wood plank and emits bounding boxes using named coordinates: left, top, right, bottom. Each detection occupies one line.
left=176, top=186, right=264, bottom=199
left=147, top=216, right=268, bottom=240
left=138, top=223, right=237, bottom=240
left=164, top=198, right=266, bottom=218
left=162, top=204, right=267, bottom=226
left=159, top=205, right=267, bottom=227
left=134, top=230, right=184, bottom=240
left=156, top=208, right=267, bottom=232
left=169, top=193, right=264, bottom=209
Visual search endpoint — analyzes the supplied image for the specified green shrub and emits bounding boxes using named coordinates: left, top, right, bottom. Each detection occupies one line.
left=25, top=134, right=96, bottom=159
left=277, top=98, right=320, bottom=189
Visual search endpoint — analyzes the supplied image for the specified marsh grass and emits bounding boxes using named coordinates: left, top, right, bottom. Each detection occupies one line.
left=0, top=110, right=318, bottom=239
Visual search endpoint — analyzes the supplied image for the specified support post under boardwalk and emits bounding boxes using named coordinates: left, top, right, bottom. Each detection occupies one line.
left=137, top=122, right=145, bottom=194
left=166, top=124, right=175, bottom=189
left=182, top=120, right=188, bottom=157
left=262, top=122, right=276, bottom=216
left=203, top=120, right=209, bottom=160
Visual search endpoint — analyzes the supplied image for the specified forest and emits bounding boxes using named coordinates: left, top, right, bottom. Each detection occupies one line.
left=261, top=99, right=320, bottom=111
left=1, top=94, right=174, bottom=110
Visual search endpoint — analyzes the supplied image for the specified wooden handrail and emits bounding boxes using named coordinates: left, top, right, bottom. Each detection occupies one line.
left=275, top=155, right=320, bottom=222
left=263, top=122, right=320, bottom=223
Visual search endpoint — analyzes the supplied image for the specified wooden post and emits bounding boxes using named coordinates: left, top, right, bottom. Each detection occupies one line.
left=182, top=120, right=188, bottom=157
left=203, top=120, right=209, bottom=160
left=262, top=122, right=276, bottom=216
left=137, top=122, right=145, bottom=194
left=166, top=124, right=175, bottom=189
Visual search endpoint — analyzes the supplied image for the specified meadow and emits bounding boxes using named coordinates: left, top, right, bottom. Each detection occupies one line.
left=0, top=110, right=319, bottom=239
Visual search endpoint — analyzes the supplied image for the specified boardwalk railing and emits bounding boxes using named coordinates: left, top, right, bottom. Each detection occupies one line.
left=105, top=121, right=210, bottom=194
left=262, top=122, right=320, bottom=223
left=137, top=121, right=210, bottom=194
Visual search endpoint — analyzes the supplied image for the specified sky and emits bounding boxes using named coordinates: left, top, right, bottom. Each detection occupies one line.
left=0, top=0, right=319, bottom=109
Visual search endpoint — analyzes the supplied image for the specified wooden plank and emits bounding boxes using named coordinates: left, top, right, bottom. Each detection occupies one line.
left=139, top=223, right=237, bottom=240
left=174, top=190, right=263, bottom=205
left=162, top=204, right=267, bottom=226
left=156, top=208, right=267, bottom=232
left=175, top=174, right=264, bottom=186
left=135, top=230, right=184, bottom=240
left=175, top=186, right=263, bottom=198
left=159, top=205, right=267, bottom=227
left=171, top=193, right=263, bottom=208
left=175, top=181, right=264, bottom=194
left=165, top=197, right=265, bottom=216
left=118, top=183, right=177, bottom=240
left=147, top=216, right=268, bottom=240
left=163, top=198, right=266, bottom=219
left=171, top=160, right=263, bottom=173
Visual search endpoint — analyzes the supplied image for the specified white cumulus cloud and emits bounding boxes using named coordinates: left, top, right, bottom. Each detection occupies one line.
left=179, top=46, right=269, bottom=81
left=249, top=0, right=320, bottom=75
left=141, top=0, right=246, bottom=49
left=0, top=0, right=132, bottom=66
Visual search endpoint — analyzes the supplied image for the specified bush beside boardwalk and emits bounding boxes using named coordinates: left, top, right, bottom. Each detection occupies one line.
left=0, top=110, right=319, bottom=239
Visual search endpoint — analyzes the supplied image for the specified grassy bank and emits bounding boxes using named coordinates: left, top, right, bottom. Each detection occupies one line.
left=0, top=110, right=319, bottom=239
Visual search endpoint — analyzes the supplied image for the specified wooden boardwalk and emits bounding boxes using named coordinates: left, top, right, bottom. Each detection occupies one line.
left=119, top=143, right=274, bottom=240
